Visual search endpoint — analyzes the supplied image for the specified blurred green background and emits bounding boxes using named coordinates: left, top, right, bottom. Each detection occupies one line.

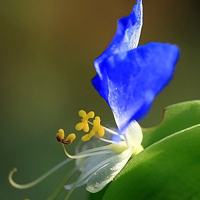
left=1, top=0, right=200, bottom=199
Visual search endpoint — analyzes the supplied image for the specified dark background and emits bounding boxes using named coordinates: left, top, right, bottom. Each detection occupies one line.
left=1, top=0, right=200, bottom=199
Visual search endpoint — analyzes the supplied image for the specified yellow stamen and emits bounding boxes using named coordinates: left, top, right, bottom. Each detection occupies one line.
left=56, top=129, right=76, bottom=145
left=56, top=129, right=65, bottom=142
left=75, top=110, right=95, bottom=132
left=81, top=116, right=105, bottom=142
left=81, top=134, right=90, bottom=142
left=93, top=116, right=105, bottom=137
left=63, top=133, right=76, bottom=145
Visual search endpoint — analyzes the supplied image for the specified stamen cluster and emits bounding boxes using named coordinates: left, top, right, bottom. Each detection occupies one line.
left=56, top=110, right=105, bottom=145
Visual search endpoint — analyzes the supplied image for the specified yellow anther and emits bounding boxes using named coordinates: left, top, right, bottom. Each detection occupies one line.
left=81, top=116, right=105, bottom=142
left=87, top=111, right=95, bottom=118
left=56, top=129, right=76, bottom=145
left=81, top=134, right=91, bottom=142
left=78, top=110, right=87, bottom=117
left=81, top=130, right=95, bottom=142
left=75, top=110, right=95, bottom=132
left=92, top=116, right=105, bottom=137
left=56, top=129, right=65, bottom=142
left=75, top=122, right=87, bottom=132
left=64, top=133, right=76, bottom=145
left=97, top=128, right=105, bottom=137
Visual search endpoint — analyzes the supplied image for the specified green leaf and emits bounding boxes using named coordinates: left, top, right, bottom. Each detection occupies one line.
left=102, top=124, right=200, bottom=200
left=142, top=100, right=200, bottom=147
left=90, top=100, right=200, bottom=200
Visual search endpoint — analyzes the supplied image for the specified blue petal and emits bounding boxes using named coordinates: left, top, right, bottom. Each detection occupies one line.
left=92, top=42, right=180, bottom=129
left=98, top=0, right=143, bottom=62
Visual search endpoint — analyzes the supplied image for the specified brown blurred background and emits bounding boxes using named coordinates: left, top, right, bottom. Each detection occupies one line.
left=1, top=0, right=200, bottom=199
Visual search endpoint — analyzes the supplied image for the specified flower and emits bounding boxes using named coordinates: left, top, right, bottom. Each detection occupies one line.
left=9, top=111, right=143, bottom=200
left=8, top=0, right=180, bottom=199
left=92, top=0, right=180, bottom=137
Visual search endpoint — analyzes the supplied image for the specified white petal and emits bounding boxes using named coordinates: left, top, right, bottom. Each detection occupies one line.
left=65, top=150, right=117, bottom=190
left=86, top=147, right=133, bottom=193
left=125, top=120, right=143, bottom=147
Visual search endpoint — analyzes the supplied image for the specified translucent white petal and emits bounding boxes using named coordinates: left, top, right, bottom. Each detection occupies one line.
left=65, top=151, right=122, bottom=193
left=65, top=150, right=117, bottom=190
left=125, top=120, right=143, bottom=147
left=86, top=147, right=133, bottom=193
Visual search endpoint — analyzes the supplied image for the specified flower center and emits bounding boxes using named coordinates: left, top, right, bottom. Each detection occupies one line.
left=110, top=141, right=128, bottom=153
left=56, top=110, right=120, bottom=147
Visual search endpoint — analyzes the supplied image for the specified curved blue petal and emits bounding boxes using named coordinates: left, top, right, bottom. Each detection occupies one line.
left=97, top=0, right=142, bottom=65
left=92, top=42, right=180, bottom=129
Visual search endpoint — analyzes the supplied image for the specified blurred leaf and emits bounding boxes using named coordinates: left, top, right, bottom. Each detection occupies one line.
left=90, top=100, right=200, bottom=200
left=102, top=124, right=200, bottom=200
left=142, top=100, right=200, bottom=147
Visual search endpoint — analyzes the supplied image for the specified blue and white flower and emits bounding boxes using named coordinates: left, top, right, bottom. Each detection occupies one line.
left=92, top=0, right=179, bottom=136
left=9, top=0, right=180, bottom=199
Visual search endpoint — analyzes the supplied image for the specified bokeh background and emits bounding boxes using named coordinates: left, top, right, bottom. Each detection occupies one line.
left=1, top=0, right=200, bottom=199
